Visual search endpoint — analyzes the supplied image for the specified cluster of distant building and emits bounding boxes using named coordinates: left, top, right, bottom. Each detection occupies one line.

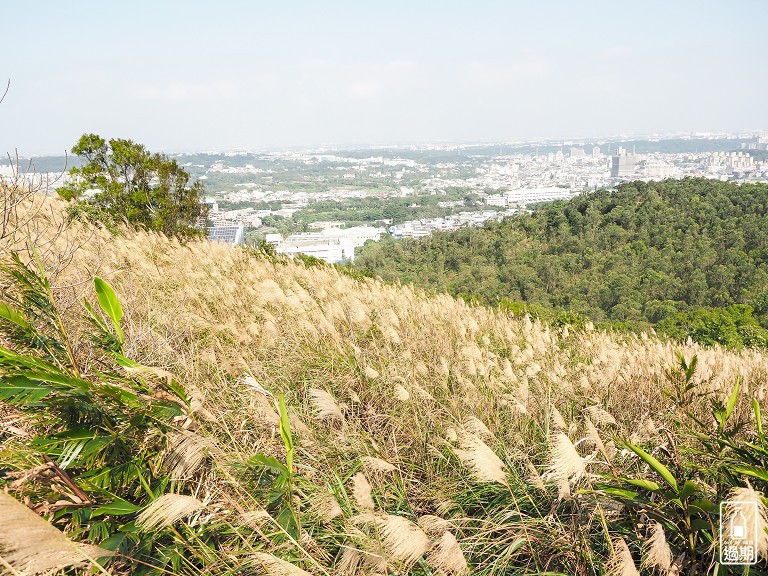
left=264, top=223, right=385, bottom=263
left=388, top=209, right=518, bottom=239
left=202, top=133, right=768, bottom=262
left=205, top=220, right=387, bottom=264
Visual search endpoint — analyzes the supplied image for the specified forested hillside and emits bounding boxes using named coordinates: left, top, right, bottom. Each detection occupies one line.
left=356, top=178, right=768, bottom=346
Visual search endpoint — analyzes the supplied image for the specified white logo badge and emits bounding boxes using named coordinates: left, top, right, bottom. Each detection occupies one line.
left=720, top=501, right=758, bottom=565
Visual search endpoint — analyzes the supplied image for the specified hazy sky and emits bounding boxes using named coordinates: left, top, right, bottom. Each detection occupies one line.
left=2, top=0, right=766, bottom=155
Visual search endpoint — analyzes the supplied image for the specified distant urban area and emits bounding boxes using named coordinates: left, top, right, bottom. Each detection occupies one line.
left=4, top=132, right=768, bottom=264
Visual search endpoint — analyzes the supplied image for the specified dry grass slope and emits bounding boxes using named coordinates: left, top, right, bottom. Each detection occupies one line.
left=2, top=196, right=768, bottom=574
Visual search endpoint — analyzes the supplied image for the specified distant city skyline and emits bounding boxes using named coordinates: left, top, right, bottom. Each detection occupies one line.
left=2, top=0, right=766, bottom=156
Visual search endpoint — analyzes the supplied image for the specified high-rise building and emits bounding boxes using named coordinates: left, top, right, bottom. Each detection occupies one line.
left=611, top=148, right=637, bottom=177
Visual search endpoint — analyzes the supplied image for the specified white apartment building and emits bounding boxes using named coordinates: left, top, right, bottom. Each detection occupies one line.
left=320, top=226, right=385, bottom=245
left=643, top=163, right=676, bottom=179
left=269, top=226, right=384, bottom=264
left=504, top=187, right=575, bottom=206
left=208, top=225, right=245, bottom=246
left=485, top=194, right=507, bottom=207
left=278, top=236, right=357, bottom=263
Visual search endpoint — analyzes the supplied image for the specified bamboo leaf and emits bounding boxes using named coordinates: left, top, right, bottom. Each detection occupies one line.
left=249, top=454, right=289, bottom=475
left=623, top=442, right=678, bottom=492
left=690, top=498, right=716, bottom=514
left=0, top=302, right=31, bottom=331
left=623, top=477, right=661, bottom=492
left=83, top=299, right=111, bottom=334
left=594, top=484, right=640, bottom=500
left=278, top=393, right=293, bottom=474
left=690, top=518, right=712, bottom=534
left=92, top=498, right=141, bottom=518
left=731, top=464, right=768, bottom=482
left=0, top=375, right=52, bottom=403
left=678, top=480, right=698, bottom=499
left=725, top=379, right=740, bottom=422
left=754, top=398, right=763, bottom=440
left=58, top=438, right=88, bottom=468
left=94, top=277, right=124, bottom=344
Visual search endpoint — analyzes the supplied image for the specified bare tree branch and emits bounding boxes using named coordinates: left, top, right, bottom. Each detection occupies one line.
left=0, top=79, right=9, bottom=105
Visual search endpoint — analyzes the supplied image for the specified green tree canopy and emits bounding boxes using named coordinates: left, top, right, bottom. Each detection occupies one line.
left=59, top=134, right=208, bottom=238
left=355, top=178, right=768, bottom=348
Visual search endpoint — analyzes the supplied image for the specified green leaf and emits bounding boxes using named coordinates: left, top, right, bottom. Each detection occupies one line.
left=278, top=393, right=293, bottom=473
left=249, top=454, right=289, bottom=475
left=731, top=464, right=768, bottom=482
left=690, top=518, right=712, bottom=533
left=58, top=438, right=88, bottom=468
left=623, top=478, right=661, bottom=492
left=99, top=531, right=129, bottom=551
left=82, top=299, right=111, bottom=334
left=114, top=352, right=140, bottom=368
left=0, top=302, right=31, bottom=331
left=678, top=480, right=698, bottom=499
left=92, top=498, right=141, bottom=518
left=94, top=277, right=124, bottom=344
left=690, top=498, right=716, bottom=514
left=725, top=379, right=740, bottom=422
left=276, top=506, right=300, bottom=540
left=623, top=442, right=678, bottom=492
left=0, top=375, right=52, bottom=403
left=594, top=484, right=640, bottom=500
left=754, top=398, right=763, bottom=440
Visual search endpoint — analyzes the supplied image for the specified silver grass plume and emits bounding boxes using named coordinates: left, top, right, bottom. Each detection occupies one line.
left=250, top=552, right=312, bottom=575
left=309, top=388, right=344, bottom=422
left=641, top=522, right=672, bottom=571
left=726, top=486, right=768, bottom=559
left=606, top=537, right=640, bottom=576
left=584, top=416, right=611, bottom=463
left=136, top=494, right=204, bottom=531
left=361, top=456, right=397, bottom=474
left=351, top=472, right=375, bottom=510
left=586, top=405, right=617, bottom=426
left=365, top=513, right=433, bottom=566
left=545, top=432, right=587, bottom=484
left=0, top=492, right=112, bottom=574
left=453, top=433, right=507, bottom=484
left=550, top=405, right=567, bottom=430
left=417, top=514, right=456, bottom=538
left=426, top=531, right=469, bottom=575
left=313, top=492, right=343, bottom=522
left=364, top=366, right=380, bottom=379
left=164, top=430, right=216, bottom=479
left=463, top=415, right=493, bottom=440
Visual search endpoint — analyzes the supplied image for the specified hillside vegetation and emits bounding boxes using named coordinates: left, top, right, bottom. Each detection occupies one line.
left=356, top=178, right=768, bottom=347
left=1, top=191, right=768, bottom=575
